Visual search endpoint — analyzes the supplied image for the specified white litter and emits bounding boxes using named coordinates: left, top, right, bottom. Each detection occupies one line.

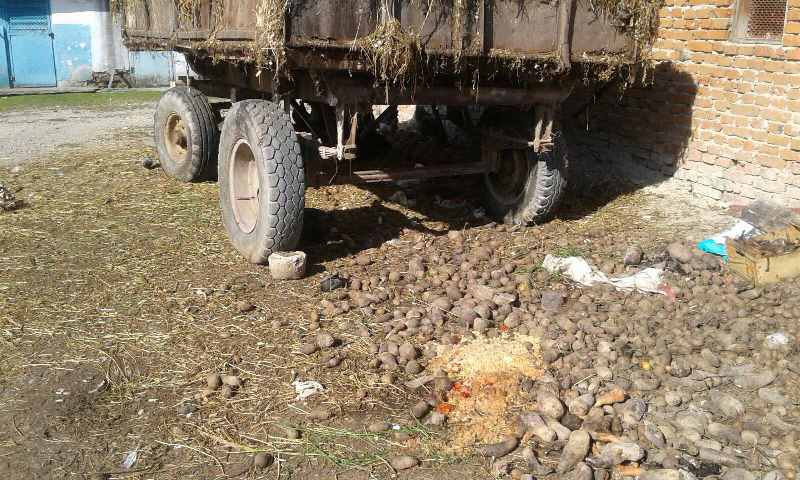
left=292, top=379, right=325, bottom=401
left=542, top=255, right=666, bottom=295
left=708, top=220, right=758, bottom=244
left=122, top=450, right=138, bottom=470
left=697, top=220, right=759, bottom=259
left=765, top=332, right=790, bottom=348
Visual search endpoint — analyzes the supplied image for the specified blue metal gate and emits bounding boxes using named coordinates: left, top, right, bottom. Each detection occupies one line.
left=7, top=0, right=57, bottom=87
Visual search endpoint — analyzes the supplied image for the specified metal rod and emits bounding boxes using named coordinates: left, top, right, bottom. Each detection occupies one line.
left=334, top=162, right=489, bottom=184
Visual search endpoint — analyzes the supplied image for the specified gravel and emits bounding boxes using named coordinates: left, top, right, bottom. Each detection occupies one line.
left=0, top=106, right=154, bottom=167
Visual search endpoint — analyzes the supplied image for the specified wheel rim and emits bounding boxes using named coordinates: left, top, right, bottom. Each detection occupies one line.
left=229, top=139, right=260, bottom=234
left=164, top=112, right=189, bottom=164
left=486, top=149, right=531, bottom=206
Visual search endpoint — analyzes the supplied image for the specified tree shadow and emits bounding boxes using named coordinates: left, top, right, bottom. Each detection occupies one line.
left=559, top=62, right=698, bottom=220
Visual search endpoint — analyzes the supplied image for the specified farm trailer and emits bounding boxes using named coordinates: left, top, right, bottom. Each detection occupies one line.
left=117, top=0, right=658, bottom=264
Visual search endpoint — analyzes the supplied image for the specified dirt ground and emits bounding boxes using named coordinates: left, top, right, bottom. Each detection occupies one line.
left=0, top=91, right=159, bottom=168
left=1, top=99, right=798, bottom=480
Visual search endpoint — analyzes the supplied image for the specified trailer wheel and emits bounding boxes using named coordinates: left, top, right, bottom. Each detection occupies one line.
left=482, top=132, right=567, bottom=225
left=218, top=100, right=305, bottom=264
left=154, top=86, right=219, bottom=182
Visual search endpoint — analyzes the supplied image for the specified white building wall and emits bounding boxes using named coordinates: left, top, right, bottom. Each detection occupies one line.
left=50, top=0, right=127, bottom=80
left=49, top=0, right=190, bottom=86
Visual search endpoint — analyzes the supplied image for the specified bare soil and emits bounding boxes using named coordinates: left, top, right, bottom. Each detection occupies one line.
left=3, top=105, right=796, bottom=480
left=0, top=94, right=156, bottom=167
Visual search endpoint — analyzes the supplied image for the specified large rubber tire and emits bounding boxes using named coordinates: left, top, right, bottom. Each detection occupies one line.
left=483, top=131, right=568, bottom=225
left=218, top=100, right=305, bottom=264
left=154, top=86, right=218, bottom=182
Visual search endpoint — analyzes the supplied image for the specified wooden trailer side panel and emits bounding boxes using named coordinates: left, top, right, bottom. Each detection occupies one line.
left=122, top=0, right=632, bottom=60
left=125, top=0, right=177, bottom=38
left=490, top=0, right=559, bottom=55
left=217, top=0, right=258, bottom=39
left=399, top=0, right=455, bottom=52
left=572, top=0, right=628, bottom=55
left=288, top=0, right=378, bottom=46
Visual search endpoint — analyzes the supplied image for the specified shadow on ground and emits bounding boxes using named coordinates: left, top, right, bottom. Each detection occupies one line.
left=561, top=62, right=698, bottom=220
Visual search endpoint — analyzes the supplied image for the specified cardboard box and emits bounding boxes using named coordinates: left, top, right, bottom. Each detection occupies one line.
left=727, top=224, right=800, bottom=286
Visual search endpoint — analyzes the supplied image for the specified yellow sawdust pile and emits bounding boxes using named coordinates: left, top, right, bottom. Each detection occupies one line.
left=429, top=334, right=543, bottom=451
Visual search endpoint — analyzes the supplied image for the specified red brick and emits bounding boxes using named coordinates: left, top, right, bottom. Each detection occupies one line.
left=751, top=130, right=768, bottom=142
left=764, top=60, right=785, bottom=73
left=756, top=155, right=787, bottom=169
left=696, top=97, right=714, bottom=108
left=731, top=57, right=749, bottom=68
left=716, top=156, right=734, bottom=168
left=754, top=45, right=781, bottom=57
left=660, top=29, right=692, bottom=40
left=762, top=109, right=792, bottom=122
left=755, top=95, right=771, bottom=107
left=740, top=70, right=758, bottom=81
left=731, top=104, right=759, bottom=116
left=652, top=49, right=681, bottom=61
left=687, top=40, right=714, bottom=51
left=757, top=143, right=781, bottom=157
left=710, top=18, right=731, bottom=29
left=692, top=29, right=730, bottom=40
left=782, top=149, right=800, bottom=162
left=737, top=45, right=756, bottom=55
left=768, top=134, right=792, bottom=147
left=741, top=94, right=756, bottom=104
left=654, top=38, right=685, bottom=49
left=722, top=43, right=739, bottom=55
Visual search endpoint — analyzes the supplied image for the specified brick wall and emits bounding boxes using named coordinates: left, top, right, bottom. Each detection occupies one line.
left=566, top=0, right=800, bottom=207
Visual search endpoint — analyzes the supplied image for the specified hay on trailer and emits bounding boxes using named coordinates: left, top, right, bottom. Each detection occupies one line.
left=115, top=0, right=664, bottom=89
left=359, top=18, right=425, bottom=88
left=252, top=0, right=290, bottom=74
left=109, top=0, right=122, bottom=16
left=593, top=0, right=663, bottom=57
left=175, top=0, right=201, bottom=29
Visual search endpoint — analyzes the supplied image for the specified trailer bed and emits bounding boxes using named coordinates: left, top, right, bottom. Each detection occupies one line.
left=119, top=0, right=654, bottom=83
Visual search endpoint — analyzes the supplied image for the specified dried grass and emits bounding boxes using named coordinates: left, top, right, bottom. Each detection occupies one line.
left=174, top=0, right=200, bottom=27
left=253, top=0, right=289, bottom=74
left=114, top=0, right=663, bottom=89
left=359, top=19, right=424, bottom=90
left=593, top=0, right=664, bottom=63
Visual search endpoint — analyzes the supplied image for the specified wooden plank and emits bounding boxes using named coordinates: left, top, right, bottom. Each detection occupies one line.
left=346, top=162, right=488, bottom=183
left=288, top=0, right=377, bottom=45
left=148, top=0, right=177, bottom=34
left=174, top=0, right=212, bottom=31
left=216, top=29, right=256, bottom=40
left=221, top=0, right=257, bottom=30
left=122, top=0, right=633, bottom=62
left=399, top=0, right=455, bottom=52
left=571, top=0, right=629, bottom=56
left=491, top=0, right=558, bottom=55
left=176, top=30, right=211, bottom=40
